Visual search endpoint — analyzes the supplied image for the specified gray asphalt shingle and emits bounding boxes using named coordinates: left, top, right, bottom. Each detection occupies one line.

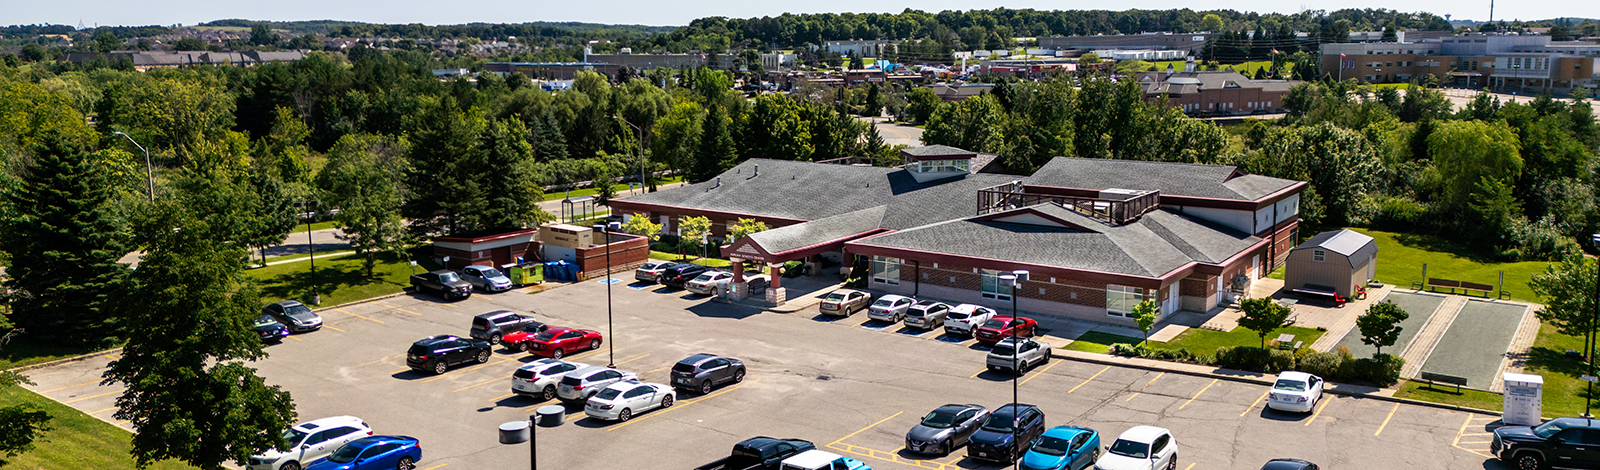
left=1026, top=157, right=1298, bottom=201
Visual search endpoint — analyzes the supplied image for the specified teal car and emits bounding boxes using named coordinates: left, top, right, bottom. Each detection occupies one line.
left=1021, top=426, right=1101, bottom=470
left=779, top=450, right=871, bottom=470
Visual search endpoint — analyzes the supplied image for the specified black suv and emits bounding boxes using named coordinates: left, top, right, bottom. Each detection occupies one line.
left=406, top=335, right=492, bottom=374
left=470, top=310, right=543, bottom=345
left=967, top=403, right=1046, bottom=463
left=670, top=354, right=747, bottom=395
left=1494, top=417, right=1600, bottom=469
left=660, top=264, right=709, bottom=289
left=410, top=270, right=473, bottom=300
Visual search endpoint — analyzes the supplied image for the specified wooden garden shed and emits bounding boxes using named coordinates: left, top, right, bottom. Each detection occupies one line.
left=1285, top=229, right=1378, bottom=298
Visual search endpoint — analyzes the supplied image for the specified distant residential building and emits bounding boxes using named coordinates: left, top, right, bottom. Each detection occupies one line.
left=1038, top=33, right=1214, bottom=56
left=926, top=83, right=995, bottom=102
left=1136, top=71, right=1299, bottom=116
left=484, top=62, right=623, bottom=80
left=820, top=39, right=899, bottom=57
left=65, top=50, right=307, bottom=71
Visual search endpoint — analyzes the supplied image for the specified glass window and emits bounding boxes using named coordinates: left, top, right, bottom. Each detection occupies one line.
left=980, top=269, right=1012, bottom=301
left=871, top=256, right=900, bottom=285
left=1106, top=285, right=1145, bottom=318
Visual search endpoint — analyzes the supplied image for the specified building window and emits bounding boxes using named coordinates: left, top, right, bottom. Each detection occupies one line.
left=980, top=269, right=1012, bottom=301
left=871, top=256, right=900, bottom=285
left=1312, top=250, right=1326, bottom=262
left=1106, top=285, right=1145, bottom=318
left=918, top=159, right=969, bottom=173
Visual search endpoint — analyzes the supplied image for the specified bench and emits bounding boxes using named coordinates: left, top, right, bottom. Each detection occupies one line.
left=1414, top=278, right=1495, bottom=297
left=1290, top=284, right=1346, bottom=307
left=1420, top=371, right=1469, bottom=394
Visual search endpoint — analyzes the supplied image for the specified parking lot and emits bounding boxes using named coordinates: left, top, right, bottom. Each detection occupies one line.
left=24, top=277, right=1512, bottom=470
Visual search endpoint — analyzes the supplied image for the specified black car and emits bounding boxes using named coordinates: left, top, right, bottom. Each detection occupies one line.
left=671, top=354, right=747, bottom=395
left=263, top=300, right=322, bottom=333
left=410, top=270, right=473, bottom=300
left=406, top=335, right=493, bottom=374
left=470, top=310, right=543, bottom=345
left=906, top=404, right=991, bottom=455
left=660, top=264, right=710, bottom=289
left=1261, top=459, right=1320, bottom=470
left=1494, top=417, right=1600, bottom=470
left=253, top=314, right=290, bottom=343
left=967, top=403, right=1046, bottom=463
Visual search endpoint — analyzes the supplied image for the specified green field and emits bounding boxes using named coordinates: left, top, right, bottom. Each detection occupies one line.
left=649, top=251, right=731, bottom=268
left=0, top=387, right=198, bottom=470
left=1062, top=325, right=1324, bottom=354
left=1063, top=331, right=1142, bottom=354
left=544, top=176, right=685, bottom=202
left=247, top=247, right=439, bottom=307
left=1522, top=322, right=1593, bottom=418
left=294, top=220, right=338, bottom=232
left=1148, top=60, right=1282, bottom=76
left=1352, top=228, right=1550, bottom=301
left=1392, top=379, right=1505, bottom=412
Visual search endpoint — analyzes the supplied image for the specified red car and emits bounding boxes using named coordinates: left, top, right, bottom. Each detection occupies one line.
left=974, top=316, right=1038, bottom=345
left=509, top=327, right=603, bottom=359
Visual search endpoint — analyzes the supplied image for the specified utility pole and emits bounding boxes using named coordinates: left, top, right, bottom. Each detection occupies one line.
left=111, top=131, right=155, bottom=202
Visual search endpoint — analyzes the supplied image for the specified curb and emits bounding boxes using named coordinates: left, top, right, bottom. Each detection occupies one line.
left=312, top=291, right=412, bottom=312
left=8, top=347, right=124, bottom=373
left=1059, top=350, right=1505, bottom=417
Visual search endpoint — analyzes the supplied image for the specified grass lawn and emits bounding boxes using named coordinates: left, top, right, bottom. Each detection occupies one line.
left=1352, top=228, right=1551, bottom=301
left=1148, top=60, right=1281, bottom=76
left=1392, top=379, right=1505, bottom=412
left=1522, top=322, right=1592, bottom=417
left=247, top=247, right=441, bottom=308
left=1162, top=325, right=1326, bottom=352
left=293, top=220, right=338, bottom=233
left=0, top=341, right=108, bottom=371
left=255, top=250, right=357, bottom=266
left=0, top=387, right=198, bottom=470
left=648, top=251, right=732, bottom=268
left=1063, top=331, right=1143, bottom=354
left=543, top=176, right=685, bottom=202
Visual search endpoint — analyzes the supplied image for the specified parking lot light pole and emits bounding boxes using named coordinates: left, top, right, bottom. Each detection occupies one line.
left=110, top=131, right=155, bottom=202
left=306, top=200, right=320, bottom=305
left=596, top=224, right=615, bottom=368
left=1588, top=234, right=1600, bottom=418
left=611, top=115, right=647, bottom=194
left=1000, top=269, right=1027, bottom=469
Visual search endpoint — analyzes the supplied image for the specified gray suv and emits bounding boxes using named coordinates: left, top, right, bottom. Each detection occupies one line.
left=986, top=337, right=1052, bottom=374
left=469, top=310, right=543, bottom=345
left=670, top=354, right=747, bottom=395
left=905, top=301, right=952, bottom=329
left=263, top=300, right=322, bottom=333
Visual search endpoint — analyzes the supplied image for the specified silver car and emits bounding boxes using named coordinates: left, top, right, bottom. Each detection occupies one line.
left=584, top=381, right=675, bottom=421
left=510, top=359, right=590, bottom=401
left=556, top=366, right=639, bottom=403
left=905, top=300, right=952, bottom=329
left=867, top=295, right=916, bottom=323
left=986, top=337, right=1052, bottom=374
left=460, top=265, right=513, bottom=292
left=685, top=271, right=735, bottom=295
left=634, top=261, right=678, bottom=283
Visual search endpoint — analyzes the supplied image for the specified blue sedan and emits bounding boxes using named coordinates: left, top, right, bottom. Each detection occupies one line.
left=305, top=435, right=421, bottom=470
left=1021, top=426, right=1101, bottom=470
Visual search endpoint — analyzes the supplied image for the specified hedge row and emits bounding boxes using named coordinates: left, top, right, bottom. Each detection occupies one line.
left=1107, top=344, right=1404, bottom=387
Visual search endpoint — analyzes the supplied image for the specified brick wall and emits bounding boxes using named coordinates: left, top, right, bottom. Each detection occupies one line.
left=576, top=233, right=650, bottom=279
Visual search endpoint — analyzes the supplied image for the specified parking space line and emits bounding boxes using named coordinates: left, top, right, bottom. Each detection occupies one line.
left=1240, top=390, right=1269, bottom=417
left=853, top=318, right=872, bottom=327
left=614, top=354, right=651, bottom=366
left=1304, top=397, right=1331, bottom=426
left=382, top=304, right=424, bottom=316
left=436, top=302, right=459, bottom=308
left=421, top=357, right=514, bottom=383
left=1069, top=366, right=1111, bottom=394
left=454, top=375, right=513, bottom=393
left=89, top=407, right=117, bottom=414
left=420, top=464, right=448, bottom=470
left=1374, top=403, right=1400, bottom=436
left=1452, top=415, right=1498, bottom=458
left=391, top=368, right=413, bottom=375
left=969, top=369, right=987, bottom=379
left=323, top=325, right=344, bottom=332
left=288, top=336, right=303, bottom=342
left=63, top=390, right=119, bottom=404
left=334, top=308, right=384, bottom=324
left=1127, top=372, right=1165, bottom=401
left=1018, top=360, right=1061, bottom=386
left=1184, top=464, right=1195, bottom=470
left=493, top=393, right=514, bottom=400
left=829, top=411, right=904, bottom=446
left=1179, top=379, right=1218, bottom=410
left=606, top=381, right=755, bottom=432
left=826, top=442, right=951, bottom=470
left=40, top=380, right=99, bottom=393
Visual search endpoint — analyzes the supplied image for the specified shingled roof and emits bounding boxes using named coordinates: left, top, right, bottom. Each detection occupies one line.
left=1026, top=157, right=1298, bottom=201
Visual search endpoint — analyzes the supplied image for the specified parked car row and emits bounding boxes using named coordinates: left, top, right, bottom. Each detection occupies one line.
left=246, top=416, right=423, bottom=470
left=505, top=352, right=748, bottom=422
left=816, top=289, right=1036, bottom=341
left=407, top=265, right=518, bottom=301
left=635, top=260, right=770, bottom=296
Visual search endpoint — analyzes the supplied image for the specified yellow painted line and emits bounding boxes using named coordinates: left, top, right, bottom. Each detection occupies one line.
left=63, top=390, right=119, bottom=404
left=383, top=304, right=424, bottom=316
left=608, top=381, right=757, bottom=432
left=1184, top=464, right=1195, bottom=470
left=1304, top=397, right=1330, bottom=426
left=826, top=442, right=953, bottom=470
left=1241, top=389, right=1270, bottom=416
left=421, top=357, right=513, bottom=383
left=1451, top=413, right=1498, bottom=458
left=323, top=325, right=345, bottom=332
left=361, top=354, right=403, bottom=367
left=566, top=411, right=586, bottom=422
left=40, top=381, right=99, bottom=393
left=421, top=464, right=448, bottom=470
left=828, top=411, right=905, bottom=446
left=493, top=393, right=515, bottom=400
left=644, top=366, right=672, bottom=374
left=392, top=368, right=414, bottom=375
left=287, top=336, right=303, bottom=342
left=853, top=318, right=872, bottom=327
left=1179, top=379, right=1218, bottom=410
left=454, top=375, right=513, bottom=392
left=89, top=407, right=117, bottom=414
left=437, top=302, right=459, bottom=308
left=970, top=369, right=988, bottom=379
left=1128, top=372, right=1165, bottom=401
left=335, top=308, right=384, bottom=324
left=1374, top=403, right=1400, bottom=436
left=1018, top=360, right=1061, bottom=386
left=614, top=354, right=651, bottom=366
left=1069, top=366, right=1111, bottom=394
left=1458, top=440, right=1494, bottom=444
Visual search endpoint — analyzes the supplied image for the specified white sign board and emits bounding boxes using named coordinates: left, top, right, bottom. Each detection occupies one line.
left=1583, top=375, right=1598, bottom=383
left=1502, top=373, right=1544, bottom=426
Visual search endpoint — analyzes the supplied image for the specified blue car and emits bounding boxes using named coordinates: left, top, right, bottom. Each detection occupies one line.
left=1021, top=426, right=1101, bottom=470
left=305, top=435, right=421, bottom=470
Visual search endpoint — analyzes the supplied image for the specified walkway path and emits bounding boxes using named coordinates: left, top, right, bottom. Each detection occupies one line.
left=1400, top=295, right=1468, bottom=379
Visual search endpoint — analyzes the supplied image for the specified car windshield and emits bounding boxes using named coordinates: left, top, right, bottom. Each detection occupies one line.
left=255, top=315, right=278, bottom=327
left=595, top=388, right=623, bottom=400
left=872, top=298, right=896, bottom=307
left=283, top=304, right=312, bottom=316
left=672, top=363, right=698, bottom=373
left=981, top=413, right=1016, bottom=433
left=479, top=268, right=503, bottom=278
left=920, top=409, right=960, bottom=428
left=533, top=331, right=557, bottom=341
left=825, top=293, right=848, bottom=301
left=1032, top=435, right=1074, bottom=456
left=325, top=443, right=364, bottom=463
left=1274, top=379, right=1308, bottom=392
left=439, top=273, right=460, bottom=283
left=281, top=428, right=309, bottom=449
left=1108, top=439, right=1149, bottom=459
left=981, top=319, right=1006, bottom=329
left=1534, top=420, right=1575, bottom=438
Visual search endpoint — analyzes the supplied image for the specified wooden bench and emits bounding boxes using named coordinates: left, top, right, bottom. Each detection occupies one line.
left=1415, top=278, right=1495, bottom=297
left=1420, top=371, right=1469, bottom=394
left=1290, top=284, right=1346, bottom=307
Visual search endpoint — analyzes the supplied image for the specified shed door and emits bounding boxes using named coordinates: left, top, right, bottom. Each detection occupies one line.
left=1164, top=283, right=1179, bottom=315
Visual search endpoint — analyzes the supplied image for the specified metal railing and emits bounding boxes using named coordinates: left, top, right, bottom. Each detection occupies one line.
left=976, top=183, right=1161, bottom=226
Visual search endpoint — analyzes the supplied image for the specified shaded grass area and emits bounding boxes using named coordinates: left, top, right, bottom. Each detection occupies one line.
left=543, top=176, right=685, bottom=202
left=1523, top=322, right=1592, bottom=418
left=1392, top=379, right=1504, bottom=412
left=293, top=220, right=338, bottom=233
left=0, top=387, right=197, bottom=470
left=247, top=247, right=441, bottom=307
left=1063, top=331, right=1142, bottom=354
left=648, top=251, right=732, bottom=268
left=1352, top=228, right=1550, bottom=301
left=1163, top=325, right=1326, bottom=352
left=0, top=341, right=106, bottom=371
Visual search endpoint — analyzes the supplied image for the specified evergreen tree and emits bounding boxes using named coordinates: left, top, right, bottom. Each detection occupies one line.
left=531, top=110, right=570, bottom=161
left=691, top=105, right=737, bottom=182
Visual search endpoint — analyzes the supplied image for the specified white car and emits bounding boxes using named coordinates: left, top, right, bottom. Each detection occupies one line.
left=583, top=381, right=675, bottom=421
left=985, top=337, right=1052, bottom=374
left=510, top=359, right=590, bottom=401
left=780, top=450, right=870, bottom=470
left=1266, top=371, right=1325, bottom=413
left=1095, top=426, right=1178, bottom=470
left=943, top=304, right=999, bottom=336
left=556, top=366, right=640, bottom=403
left=867, top=295, right=915, bottom=323
left=247, top=416, right=372, bottom=470
left=685, top=271, right=735, bottom=295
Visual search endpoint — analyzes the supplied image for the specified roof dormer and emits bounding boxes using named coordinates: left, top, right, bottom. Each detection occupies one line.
left=902, top=145, right=977, bottom=183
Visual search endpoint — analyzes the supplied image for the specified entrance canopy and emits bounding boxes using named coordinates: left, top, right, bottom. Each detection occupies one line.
left=721, top=206, right=890, bottom=264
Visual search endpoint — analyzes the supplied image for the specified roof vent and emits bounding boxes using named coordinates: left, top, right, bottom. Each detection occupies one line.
left=754, top=164, right=759, bottom=177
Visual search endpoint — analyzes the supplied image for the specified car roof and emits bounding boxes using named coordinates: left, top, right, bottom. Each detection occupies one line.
left=782, top=450, right=844, bottom=468
left=270, top=300, right=303, bottom=308
left=992, top=403, right=1037, bottom=417
left=679, top=354, right=720, bottom=365
left=1262, top=459, right=1316, bottom=470
left=1551, top=417, right=1600, bottom=427
left=933, top=403, right=981, bottom=413
left=911, top=300, right=947, bottom=307
left=602, top=381, right=655, bottom=392
left=1277, top=371, right=1314, bottom=382
left=347, top=435, right=416, bottom=448
left=568, top=365, right=618, bottom=377
left=950, top=304, right=988, bottom=312
left=1116, top=425, right=1170, bottom=443
left=294, top=416, right=367, bottom=432
left=519, top=359, right=585, bottom=371
left=429, top=269, right=455, bottom=275
left=477, top=310, right=517, bottom=319
left=830, top=289, right=864, bottom=295
left=1042, top=426, right=1093, bottom=439
left=877, top=294, right=910, bottom=301
left=993, top=337, right=1034, bottom=346
left=416, top=335, right=462, bottom=345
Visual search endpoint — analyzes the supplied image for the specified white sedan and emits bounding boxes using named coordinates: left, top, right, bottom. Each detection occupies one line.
left=584, top=381, right=675, bottom=421
left=247, top=416, right=372, bottom=470
left=1095, top=425, right=1178, bottom=470
left=1266, top=371, right=1325, bottom=413
left=685, top=271, right=735, bottom=295
left=509, top=359, right=590, bottom=401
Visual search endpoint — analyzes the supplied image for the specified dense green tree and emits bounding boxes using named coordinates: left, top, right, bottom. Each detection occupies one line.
left=1235, top=123, right=1381, bottom=225
left=653, top=100, right=704, bottom=178
left=1237, top=297, right=1291, bottom=348
left=402, top=102, right=489, bottom=235
left=1429, top=120, right=1523, bottom=211
left=1357, top=300, right=1409, bottom=356
left=1532, top=254, right=1600, bottom=339
left=905, top=87, right=941, bottom=124
left=691, top=105, right=737, bottom=182
left=922, top=94, right=1005, bottom=153
left=316, top=134, right=409, bottom=277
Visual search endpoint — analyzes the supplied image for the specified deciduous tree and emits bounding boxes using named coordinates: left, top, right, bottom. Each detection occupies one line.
left=1357, top=300, right=1409, bottom=356
left=317, top=134, right=409, bottom=277
left=1237, top=297, right=1291, bottom=348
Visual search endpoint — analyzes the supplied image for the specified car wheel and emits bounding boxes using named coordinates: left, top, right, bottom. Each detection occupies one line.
left=701, top=380, right=713, bottom=395
left=733, top=369, right=745, bottom=383
left=590, top=339, right=601, bottom=350
left=941, top=443, right=951, bottom=456
left=1515, top=451, right=1545, bottom=470
left=476, top=350, right=490, bottom=363
left=517, top=342, right=530, bottom=353
left=619, top=408, right=633, bottom=422
left=542, top=385, right=556, bottom=401
left=1166, top=453, right=1177, bottom=470
left=432, top=361, right=447, bottom=375
left=551, top=349, right=564, bottom=360
left=282, top=461, right=301, bottom=470
left=397, top=456, right=415, bottom=470
left=489, top=334, right=502, bottom=345
left=662, top=395, right=674, bottom=408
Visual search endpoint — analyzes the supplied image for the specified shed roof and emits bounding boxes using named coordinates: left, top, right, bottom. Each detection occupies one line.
left=1292, top=229, right=1377, bottom=268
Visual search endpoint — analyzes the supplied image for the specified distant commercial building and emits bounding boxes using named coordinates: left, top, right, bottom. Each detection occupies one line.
left=484, top=62, right=623, bottom=80
left=1320, top=33, right=1600, bottom=93
left=65, top=50, right=306, bottom=71
left=1038, top=33, right=1214, bottom=57
left=1136, top=70, right=1299, bottom=116
left=820, top=39, right=900, bottom=57
left=1091, top=49, right=1188, bottom=61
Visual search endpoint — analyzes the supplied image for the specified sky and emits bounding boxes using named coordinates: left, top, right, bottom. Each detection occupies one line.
left=9, top=0, right=1594, bottom=29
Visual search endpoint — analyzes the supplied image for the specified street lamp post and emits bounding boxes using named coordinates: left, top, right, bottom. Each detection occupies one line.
left=1588, top=234, right=1600, bottom=418
left=611, top=115, right=647, bottom=194
left=998, top=269, right=1028, bottom=469
left=110, top=131, right=155, bottom=202
left=306, top=200, right=320, bottom=305
left=595, top=223, right=615, bottom=368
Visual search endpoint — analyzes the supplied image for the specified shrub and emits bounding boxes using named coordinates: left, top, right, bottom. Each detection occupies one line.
left=1214, top=346, right=1273, bottom=371
left=782, top=260, right=805, bottom=278
left=1340, top=354, right=1404, bottom=387
left=1297, top=351, right=1347, bottom=378
left=1109, top=343, right=1143, bottom=357
left=1268, top=350, right=1296, bottom=373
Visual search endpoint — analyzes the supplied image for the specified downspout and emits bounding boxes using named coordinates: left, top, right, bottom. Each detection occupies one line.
left=913, top=260, right=921, bottom=297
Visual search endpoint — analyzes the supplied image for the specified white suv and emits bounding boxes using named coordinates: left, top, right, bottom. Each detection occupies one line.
left=247, top=416, right=372, bottom=470
left=943, top=304, right=998, bottom=336
left=1095, top=426, right=1178, bottom=470
left=510, top=359, right=591, bottom=401
left=556, top=366, right=640, bottom=403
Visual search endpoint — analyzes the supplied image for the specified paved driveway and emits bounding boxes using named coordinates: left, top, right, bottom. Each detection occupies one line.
left=23, top=279, right=1510, bottom=470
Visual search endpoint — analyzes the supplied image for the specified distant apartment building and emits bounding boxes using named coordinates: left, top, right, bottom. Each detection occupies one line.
left=820, top=39, right=899, bottom=57
left=1136, top=70, right=1299, bottom=116
left=1320, top=33, right=1600, bottom=94
left=65, top=50, right=306, bottom=71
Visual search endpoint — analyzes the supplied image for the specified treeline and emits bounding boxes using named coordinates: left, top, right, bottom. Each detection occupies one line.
left=199, top=19, right=677, bottom=44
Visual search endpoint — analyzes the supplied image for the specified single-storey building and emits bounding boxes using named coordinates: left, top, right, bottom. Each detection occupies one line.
left=1285, top=229, right=1378, bottom=298
left=608, top=150, right=1306, bottom=326
left=432, top=229, right=540, bottom=271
